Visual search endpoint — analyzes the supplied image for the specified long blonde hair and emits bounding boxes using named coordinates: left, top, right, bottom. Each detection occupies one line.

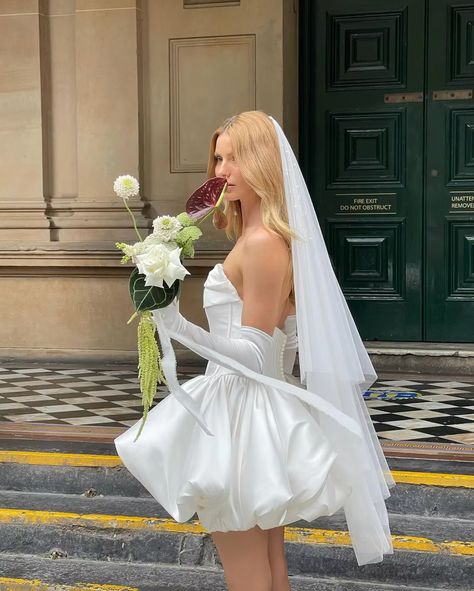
left=207, top=110, right=296, bottom=304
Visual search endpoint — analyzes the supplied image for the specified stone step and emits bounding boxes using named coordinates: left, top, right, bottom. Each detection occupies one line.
left=0, top=552, right=469, bottom=591
left=1, top=464, right=472, bottom=521
left=365, top=341, right=474, bottom=374
left=0, top=450, right=473, bottom=589
left=0, top=489, right=472, bottom=545
left=0, top=505, right=471, bottom=585
left=0, top=451, right=472, bottom=518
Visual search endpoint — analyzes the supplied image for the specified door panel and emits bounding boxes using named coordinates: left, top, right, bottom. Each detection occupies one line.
left=425, top=0, right=474, bottom=341
left=309, top=0, right=425, bottom=340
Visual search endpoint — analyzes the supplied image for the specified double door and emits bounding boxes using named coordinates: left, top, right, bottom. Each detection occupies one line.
left=302, top=0, right=474, bottom=341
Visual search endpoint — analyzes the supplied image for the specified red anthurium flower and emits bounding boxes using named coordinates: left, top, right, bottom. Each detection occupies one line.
left=186, top=177, right=227, bottom=220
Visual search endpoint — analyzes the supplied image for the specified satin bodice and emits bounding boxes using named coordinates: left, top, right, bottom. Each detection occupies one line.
left=203, top=263, right=298, bottom=380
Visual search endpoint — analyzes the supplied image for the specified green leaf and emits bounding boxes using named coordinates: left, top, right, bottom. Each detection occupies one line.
left=176, top=225, right=202, bottom=243
left=176, top=211, right=195, bottom=227
left=180, top=240, right=195, bottom=258
left=128, top=268, right=180, bottom=312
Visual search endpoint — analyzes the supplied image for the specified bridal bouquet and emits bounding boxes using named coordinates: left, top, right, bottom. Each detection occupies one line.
left=114, top=174, right=227, bottom=439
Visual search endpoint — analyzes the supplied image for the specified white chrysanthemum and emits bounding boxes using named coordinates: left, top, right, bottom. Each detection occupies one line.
left=152, top=215, right=182, bottom=242
left=135, top=243, right=190, bottom=288
left=113, top=175, right=140, bottom=200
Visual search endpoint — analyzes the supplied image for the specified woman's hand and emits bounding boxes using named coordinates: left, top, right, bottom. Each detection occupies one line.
left=152, top=299, right=181, bottom=332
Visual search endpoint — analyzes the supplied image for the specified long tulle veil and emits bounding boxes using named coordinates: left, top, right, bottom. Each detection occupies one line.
left=269, top=114, right=396, bottom=565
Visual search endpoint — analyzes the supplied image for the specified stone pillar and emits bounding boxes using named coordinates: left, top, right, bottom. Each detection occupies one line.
left=47, top=0, right=148, bottom=243
left=0, top=0, right=50, bottom=240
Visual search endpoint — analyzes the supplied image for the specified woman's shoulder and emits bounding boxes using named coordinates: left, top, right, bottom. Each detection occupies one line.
left=241, top=228, right=291, bottom=277
left=243, top=226, right=288, bottom=254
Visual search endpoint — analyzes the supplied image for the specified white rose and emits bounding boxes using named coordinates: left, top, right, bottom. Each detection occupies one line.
left=135, top=244, right=190, bottom=288
left=152, top=215, right=182, bottom=242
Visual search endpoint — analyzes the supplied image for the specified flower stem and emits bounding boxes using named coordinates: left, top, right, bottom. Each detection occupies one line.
left=215, top=183, right=227, bottom=208
left=127, top=311, right=138, bottom=324
left=123, top=198, right=143, bottom=242
left=196, top=207, right=217, bottom=226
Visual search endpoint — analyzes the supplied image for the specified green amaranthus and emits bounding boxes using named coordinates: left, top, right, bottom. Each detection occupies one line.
left=134, top=310, right=166, bottom=442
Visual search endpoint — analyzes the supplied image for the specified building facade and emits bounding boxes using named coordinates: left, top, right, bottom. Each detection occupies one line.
left=1, top=0, right=473, bottom=363
left=0, top=0, right=298, bottom=361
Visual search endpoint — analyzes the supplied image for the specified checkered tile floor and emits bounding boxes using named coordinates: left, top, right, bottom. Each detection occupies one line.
left=0, top=367, right=473, bottom=445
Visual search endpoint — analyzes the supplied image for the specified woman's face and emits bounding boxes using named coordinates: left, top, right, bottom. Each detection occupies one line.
left=214, top=132, right=256, bottom=202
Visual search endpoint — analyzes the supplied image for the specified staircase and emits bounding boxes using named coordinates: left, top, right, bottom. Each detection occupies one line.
left=0, top=440, right=472, bottom=591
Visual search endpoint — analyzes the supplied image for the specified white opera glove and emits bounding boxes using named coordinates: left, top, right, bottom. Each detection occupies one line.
left=152, top=300, right=274, bottom=374
left=152, top=298, right=182, bottom=333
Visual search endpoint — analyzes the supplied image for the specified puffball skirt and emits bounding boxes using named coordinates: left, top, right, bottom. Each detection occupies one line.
left=115, top=263, right=356, bottom=532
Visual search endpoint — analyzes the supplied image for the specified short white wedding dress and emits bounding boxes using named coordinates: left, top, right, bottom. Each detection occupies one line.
left=114, top=262, right=354, bottom=532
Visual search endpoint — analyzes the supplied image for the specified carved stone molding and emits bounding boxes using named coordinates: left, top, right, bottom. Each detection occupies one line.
left=0, top=202, right=50, bottom=241
left=169, top=35, right=256, bottom=173
left=45, top=198, right=150, bottom=243
left=0, top=241, right=226, bottom=270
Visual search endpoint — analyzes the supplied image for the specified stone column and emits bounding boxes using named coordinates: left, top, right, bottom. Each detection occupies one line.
left=0, top=0, right=50, bottom=241
left=47, top=0, right=148, bottom=243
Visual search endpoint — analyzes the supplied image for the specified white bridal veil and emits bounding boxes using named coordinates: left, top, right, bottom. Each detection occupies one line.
left=269, top=114, right=395, bottom=565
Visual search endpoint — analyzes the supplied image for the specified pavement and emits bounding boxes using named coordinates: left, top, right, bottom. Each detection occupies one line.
left=0, top=362, right=473, bottom=445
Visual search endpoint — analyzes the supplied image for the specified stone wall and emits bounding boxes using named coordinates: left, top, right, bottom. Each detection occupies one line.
left=0, top=0, right=298, bottom=362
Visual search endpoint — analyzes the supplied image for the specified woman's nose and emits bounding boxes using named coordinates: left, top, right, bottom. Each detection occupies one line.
left=217, top=164, right=230, bottom=179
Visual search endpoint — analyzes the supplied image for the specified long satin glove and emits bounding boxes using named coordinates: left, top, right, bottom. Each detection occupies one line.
left=152, top=299, right=274, bottom=374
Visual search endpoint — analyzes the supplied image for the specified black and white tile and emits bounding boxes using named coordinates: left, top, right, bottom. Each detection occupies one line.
left=366, top=379, right=474, bottom=445
left=0, top=368, right=473, bottom=445
left=0, top=367, right=170, bottom=428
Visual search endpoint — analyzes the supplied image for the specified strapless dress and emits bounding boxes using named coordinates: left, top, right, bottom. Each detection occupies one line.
left=114, top=263, right=353, bottom=532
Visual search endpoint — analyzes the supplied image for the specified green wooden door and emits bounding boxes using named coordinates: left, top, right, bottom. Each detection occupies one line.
left=425, top=0, right=474, bottom=341
left=302, top=0, right=474, bottom=341
left=304, top=0, right=425, bottom=340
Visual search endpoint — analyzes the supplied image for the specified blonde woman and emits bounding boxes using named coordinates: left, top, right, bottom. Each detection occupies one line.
left=115, top=111, right=395, bottom=590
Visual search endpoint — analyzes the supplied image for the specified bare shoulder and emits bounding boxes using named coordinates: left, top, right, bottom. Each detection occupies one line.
left=243, top=227, right=289, bottom=259
left=242, top=227, right=290, bottom=279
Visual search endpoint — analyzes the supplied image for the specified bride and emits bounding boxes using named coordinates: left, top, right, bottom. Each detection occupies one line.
left=115, top=111, right=395, bottom=591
